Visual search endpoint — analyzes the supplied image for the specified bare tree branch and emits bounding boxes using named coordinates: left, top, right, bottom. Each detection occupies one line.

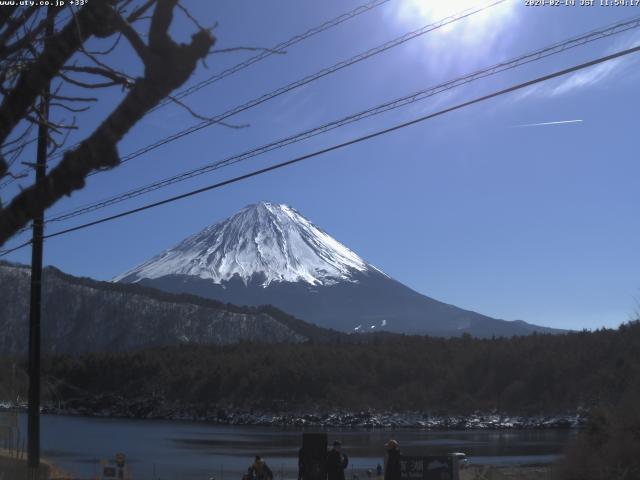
left=48, top=120, right=75, bottom=156
left=1, top=122, right=35, bottom=152
left=62, top=66, right=133, bottom=87
left=176, top=2, right=208, bottom=32
left=0, top=0, right=215, bottom=245
left=127, top=0, right=157, bottom=23
left=0, top=1, right=119, bottom=146
left=0, top=7, right=37, bottom=51
left=117, top=16, right=150, bottom=62
left=58, top=73, right=116, bottom=89
left=166, top=94, right=249, bottom=128
left=0, top=9, right=55, bottom=61
left=0, top=5, right=19, bottom=27
left=49, top=102, right=91, bottom=113
left=49, top=94, right=98, bottom=102
left=84, top=32, right=122, bottom=55
left=210, top=46, right=286, bottom=55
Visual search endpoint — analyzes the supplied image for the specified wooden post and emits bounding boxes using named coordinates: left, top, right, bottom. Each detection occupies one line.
left=27, top=9, right=53, bottom=480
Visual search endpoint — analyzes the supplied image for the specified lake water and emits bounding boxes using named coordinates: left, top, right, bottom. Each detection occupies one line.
left=17, top=414, right=575, bottom=480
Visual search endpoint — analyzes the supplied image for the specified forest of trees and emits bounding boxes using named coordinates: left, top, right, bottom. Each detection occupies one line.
left=4, top=321, right=640, bottom=478
left=29, top=320, right=640, bottom=414
left=560, top=386, right=640, bottom=480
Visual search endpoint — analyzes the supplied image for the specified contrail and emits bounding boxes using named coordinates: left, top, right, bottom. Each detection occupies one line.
left=512, top=119, right=583, bottom=128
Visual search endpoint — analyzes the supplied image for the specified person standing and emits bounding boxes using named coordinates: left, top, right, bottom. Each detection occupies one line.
left=249, top=456, right=274, bottom=480
left=327, top=441, right=349, bottom=480
left=384, top=440, right=401, bottom=480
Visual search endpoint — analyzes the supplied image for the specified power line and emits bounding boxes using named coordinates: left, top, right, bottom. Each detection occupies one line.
left=27, top=44, right=639, bottom=244
left=0, top=0, right=392, bottom=190
left=39, top=0, right=502, bottom=178
left=2, top=42, right=637, bottom=253
left=1, top=0, right=505, bottom=196
left=102, top=0, right=505, bottom=170
left=0, top=239, right=32, bottom=258
left=153, top=0, right=393, bottom=110
left=43, top=14, right=640, bottom=225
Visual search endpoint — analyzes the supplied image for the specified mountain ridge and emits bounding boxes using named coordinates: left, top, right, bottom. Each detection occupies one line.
left=116, top=202, right=564, bottom=337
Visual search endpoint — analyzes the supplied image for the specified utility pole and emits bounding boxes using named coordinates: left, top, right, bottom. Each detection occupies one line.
left=27, top=9, right=53, bottom=480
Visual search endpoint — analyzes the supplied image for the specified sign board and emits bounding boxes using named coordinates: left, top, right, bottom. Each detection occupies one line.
left=400, top=456, right=457, bottom=480
left=424, top=456, right=454, bottom=480
left=300, top=433, right=328, bottom=480
left=102, top=458, right=130, bottom=480
left=400, top=456, right=424, bottom=480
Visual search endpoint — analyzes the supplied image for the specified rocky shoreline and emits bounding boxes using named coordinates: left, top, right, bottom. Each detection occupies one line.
left=3, top=396, right=587, bottom=430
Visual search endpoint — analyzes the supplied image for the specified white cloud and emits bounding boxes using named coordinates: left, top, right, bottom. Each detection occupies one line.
left=549, top=56, right=625, bottom=97
left=514, top=34, right=640, bottom=101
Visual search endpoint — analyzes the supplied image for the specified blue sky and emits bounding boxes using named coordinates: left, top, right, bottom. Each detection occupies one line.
left=2, top=0, right=640, bottom=330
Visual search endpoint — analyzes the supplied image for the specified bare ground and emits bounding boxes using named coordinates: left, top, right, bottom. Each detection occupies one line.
left=461, top=464, right=559, bottom=480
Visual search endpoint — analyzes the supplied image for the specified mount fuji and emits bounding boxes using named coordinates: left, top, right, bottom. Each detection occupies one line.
left=115, top=202, right=561, bottom=337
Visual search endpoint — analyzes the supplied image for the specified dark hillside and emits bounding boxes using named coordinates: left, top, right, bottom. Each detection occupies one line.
left=0, top=261, right=343, bottom=355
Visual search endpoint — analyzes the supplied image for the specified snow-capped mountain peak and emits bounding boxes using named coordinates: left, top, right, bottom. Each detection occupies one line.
left=114, top=202, right=381, bottom=286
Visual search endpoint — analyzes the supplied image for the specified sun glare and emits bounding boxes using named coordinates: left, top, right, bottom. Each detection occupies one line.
left=396, top=0, right=517, bottom=43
